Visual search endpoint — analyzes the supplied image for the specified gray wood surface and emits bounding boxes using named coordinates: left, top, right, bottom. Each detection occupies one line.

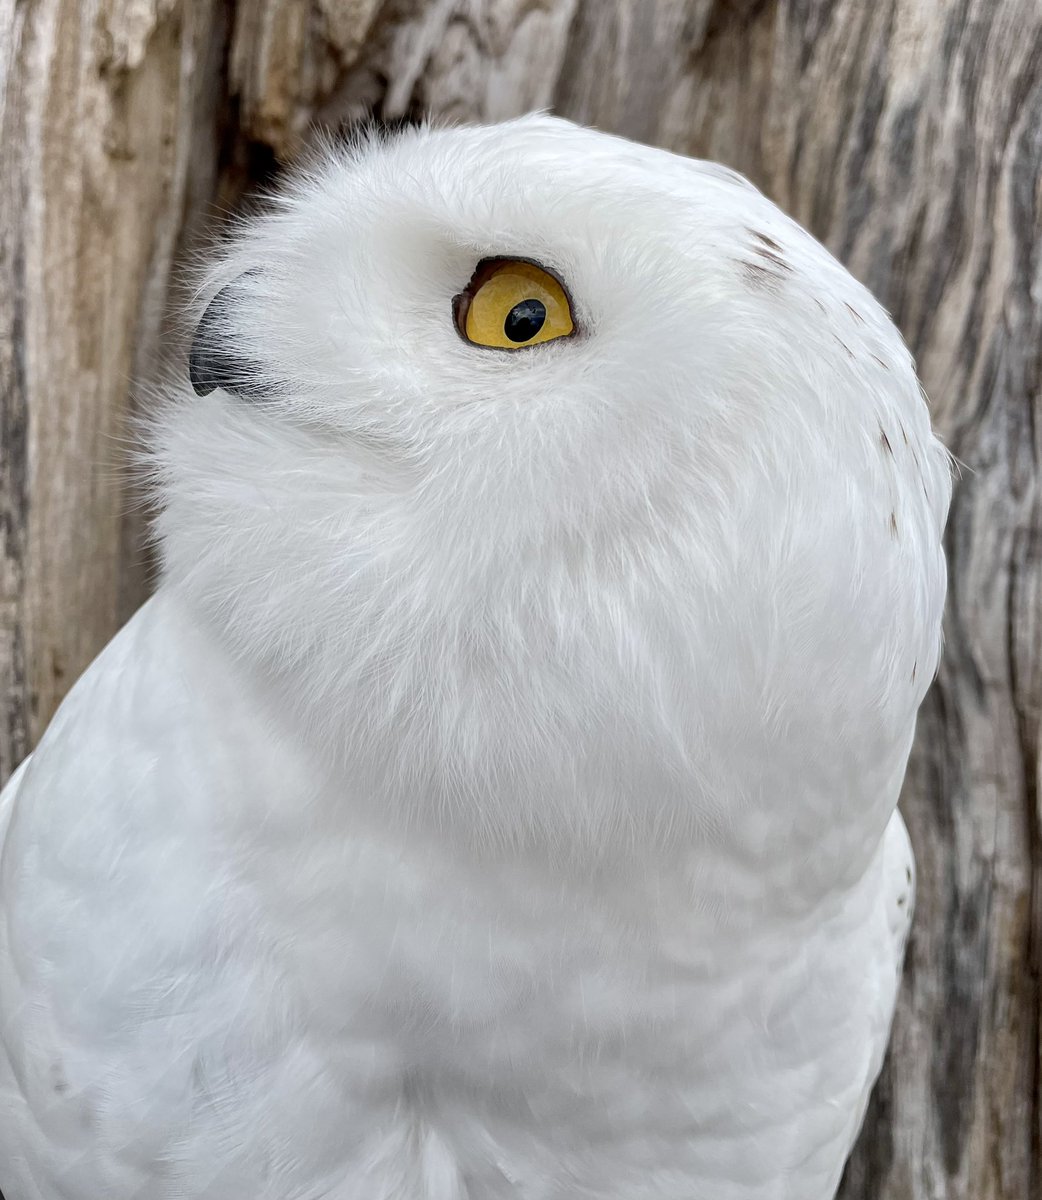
left=1, top=1, right=1038, bottom=1196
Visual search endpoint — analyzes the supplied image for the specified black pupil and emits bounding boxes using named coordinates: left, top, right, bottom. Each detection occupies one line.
left=504, top=298, right=547, bottom=343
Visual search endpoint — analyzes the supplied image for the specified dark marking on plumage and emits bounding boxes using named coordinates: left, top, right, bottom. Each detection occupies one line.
left=897, top=895, right=907, bottom=907
left=871, top=354, right=890, bottom=370
left=900, top=421, right=909, bottom=444
left=834, top=335, right=855, bottom=357
left=844, top=302, right=866, bottom=324
left=50, top=1062, right=69, bottom=1095
left=813, top=297, right=828, bottom=315
left=889, top=511, right=899, bottom=538
left=738, top=231, right=795, bottom=294
left=912, top=660, right=918, bottom=682
left=748, top=228, right=783, bottom=252
left=754, top=245, right=793, bottom=273
left=906, top=865, right=913, bottom=884
left=880, top=427, right=894, bottom=455
left=737, top=260, right=786, bottom=295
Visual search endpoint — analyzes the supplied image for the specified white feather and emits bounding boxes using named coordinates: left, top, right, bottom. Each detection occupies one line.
left=0, top=114, right=949, bottom=1199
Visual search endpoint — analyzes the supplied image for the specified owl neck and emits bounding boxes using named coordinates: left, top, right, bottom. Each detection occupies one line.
left=203, top=583, right=912, bottom=912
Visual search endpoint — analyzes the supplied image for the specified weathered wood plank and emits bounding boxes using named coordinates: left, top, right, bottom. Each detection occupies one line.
left=0, top=0, right=229, bottom=771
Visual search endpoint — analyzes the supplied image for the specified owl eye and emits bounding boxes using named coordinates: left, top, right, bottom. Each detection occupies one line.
left=453, top=258, right=575, bottom=350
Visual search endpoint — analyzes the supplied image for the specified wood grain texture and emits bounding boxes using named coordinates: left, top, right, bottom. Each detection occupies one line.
left=1, top=1, right=1038, bottom=1196
left=0, top=0, right=228, bottom=779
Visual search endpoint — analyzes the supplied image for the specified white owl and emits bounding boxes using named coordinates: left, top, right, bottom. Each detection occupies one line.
left=0, top=115, right=949, bottom=1200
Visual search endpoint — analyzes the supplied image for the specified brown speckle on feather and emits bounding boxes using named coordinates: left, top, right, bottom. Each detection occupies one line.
left=737, top=260, right=785, bottom=295
left=748, top=229, right=783, bottom=252
left=754, top=246, right=793, bottom=273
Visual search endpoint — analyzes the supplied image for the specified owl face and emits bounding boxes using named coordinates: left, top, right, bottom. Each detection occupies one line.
left=158, top=115, right=949, bottom=852
left=186, top=117, right=776, bottom=539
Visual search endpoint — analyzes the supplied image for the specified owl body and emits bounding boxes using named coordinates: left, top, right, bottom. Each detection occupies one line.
left=0, top=116, right=947, bottom=1199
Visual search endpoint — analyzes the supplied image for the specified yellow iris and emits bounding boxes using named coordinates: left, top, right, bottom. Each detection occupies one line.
left=455, top=259, right=575, bottom=350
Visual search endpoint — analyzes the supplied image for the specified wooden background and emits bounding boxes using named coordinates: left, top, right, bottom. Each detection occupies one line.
left=1, top=1, right=1039, bottom=1196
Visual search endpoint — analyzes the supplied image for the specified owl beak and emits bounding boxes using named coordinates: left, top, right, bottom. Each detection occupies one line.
left=189, top=278, right=278, bottom=400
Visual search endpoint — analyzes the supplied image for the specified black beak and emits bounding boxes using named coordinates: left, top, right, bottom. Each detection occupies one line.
left=189, top=278, right=278, bottom=399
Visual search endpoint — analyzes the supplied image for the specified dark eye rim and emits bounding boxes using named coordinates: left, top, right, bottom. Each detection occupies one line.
left=452, top=256, right=579, bottom=351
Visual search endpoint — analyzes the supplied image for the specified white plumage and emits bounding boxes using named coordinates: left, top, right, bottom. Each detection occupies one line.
left=0, top=115, right=949, bottom=1199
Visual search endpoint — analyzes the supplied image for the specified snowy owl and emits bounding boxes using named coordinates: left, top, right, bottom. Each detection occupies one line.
left=0, top=115, right=949, bottom=1200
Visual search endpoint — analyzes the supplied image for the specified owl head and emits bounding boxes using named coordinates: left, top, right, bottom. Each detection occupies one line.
left=154, top=114, right=949, bottom=861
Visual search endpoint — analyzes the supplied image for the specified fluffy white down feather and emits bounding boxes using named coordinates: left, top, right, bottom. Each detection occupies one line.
left=0, top=115, right=947, bottom=1199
